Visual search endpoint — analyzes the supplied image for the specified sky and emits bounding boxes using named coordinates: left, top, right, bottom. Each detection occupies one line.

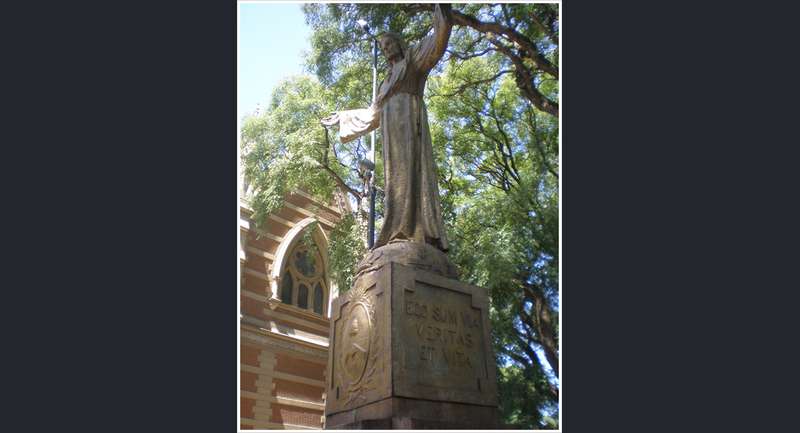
left=238, top=3, right=312, bottom=122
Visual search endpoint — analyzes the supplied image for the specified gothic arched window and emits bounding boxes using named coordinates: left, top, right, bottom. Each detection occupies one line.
left=279, top=235, right=328, bottom=316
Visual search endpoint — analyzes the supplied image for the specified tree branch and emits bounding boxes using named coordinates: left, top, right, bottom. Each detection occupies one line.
left=319, top=162, right=362, bottom=200
left=434, top=69, right=511, bottom=98
left=401, top=3, right=558, bottom=79
left=318, top=129, right=363, bottom=201
left=450, top=9, right=558, bottom=79
left=501, top=346, right=559, bottom=401
left=530, top=8, right=559, bottom=46
left=401, top=4, right=558, bottom=116
left=470, top=107, right=520, bottom=191
left=488, top=103, right=521, bottom=185
left=500, top=3, right=514, bottom=28
left=489, top=38, right=558, bottom=116
left=525, top=107, right=559, bottom=178
left=445, top=46, right=496, bottom=62
left=521, top=282, right=559, bottom=377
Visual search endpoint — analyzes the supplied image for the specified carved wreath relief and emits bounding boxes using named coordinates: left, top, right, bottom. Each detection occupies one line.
left=336, top=283, right=381, bottom=407
left=340, top=303, right=370, bottom=384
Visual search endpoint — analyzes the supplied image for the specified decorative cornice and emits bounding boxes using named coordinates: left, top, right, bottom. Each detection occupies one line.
left=241, top=325, right=328, bottom=359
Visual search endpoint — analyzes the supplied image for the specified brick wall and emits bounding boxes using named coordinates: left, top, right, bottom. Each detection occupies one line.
left=241, top=345, right=260, bottom=367
left=274, top=354, right=326, bottom=382
left=241, top=397, right=255, bottom=418
left=274, top=378, right=324, bottom=402
left=240, top=370, right=258, bottom=393
left=271, top=403, right=324, bottom=428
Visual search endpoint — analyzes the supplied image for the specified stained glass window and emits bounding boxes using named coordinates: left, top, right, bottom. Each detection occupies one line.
left=313, top=283, right=324, bottom=315
left=298, top=284, right=309, bottom=309
left=294, top=250, right=316, bottom=277
left=280, top=272, right=293, bottom=304
left=279, top=229, right=329, bottom=316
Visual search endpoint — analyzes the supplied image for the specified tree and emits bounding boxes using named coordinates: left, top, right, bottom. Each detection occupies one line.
left=304, top=3, right=558, bottom=116
left=244, top=3, right=559, bottom=428
left=428, top=56, right=559, bottom=382
left=240, top=76, right=368, bottom=291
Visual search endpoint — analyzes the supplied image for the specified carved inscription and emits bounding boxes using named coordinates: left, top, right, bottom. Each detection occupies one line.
left=408, top=300, right=479, bottom=368
left=403, top=282, right=486, bottom=391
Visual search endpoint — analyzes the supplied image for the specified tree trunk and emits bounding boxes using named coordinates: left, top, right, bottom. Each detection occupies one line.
left=524, top=284, right=559, bottom=377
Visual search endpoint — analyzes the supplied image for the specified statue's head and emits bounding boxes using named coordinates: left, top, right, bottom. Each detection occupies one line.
left=349, top=316, right=360, bottom=335
left=378, top=32, right=406, bottom=63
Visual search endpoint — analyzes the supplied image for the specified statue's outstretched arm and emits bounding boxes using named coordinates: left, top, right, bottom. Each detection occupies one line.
left=320, top=106, right=381, bottom=144
left=413, top=4, right=453, bottom=73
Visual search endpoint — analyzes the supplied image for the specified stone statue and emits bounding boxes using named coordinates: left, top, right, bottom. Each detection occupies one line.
left=323, top=9, right=500, bottom=427
left=322, top=4, right=453, bottom=267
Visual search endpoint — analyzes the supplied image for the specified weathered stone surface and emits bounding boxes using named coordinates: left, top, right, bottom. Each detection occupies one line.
left=326, top=397, right=499, bottom=429
left=321, top=4, right=453, bottom=253
left=325, top=261, right=498, bottom=429
left=355, top=241, right=458, bottom=281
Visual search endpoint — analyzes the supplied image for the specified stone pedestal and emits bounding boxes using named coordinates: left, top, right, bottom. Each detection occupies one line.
left=325, top=244, right=499, bottom=429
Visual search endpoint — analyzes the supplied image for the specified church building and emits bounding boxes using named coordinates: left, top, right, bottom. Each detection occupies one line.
left=239, top=187, right=347, bottom=429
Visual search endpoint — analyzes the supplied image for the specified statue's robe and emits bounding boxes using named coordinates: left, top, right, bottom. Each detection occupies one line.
left=335, top=6, right=452, bottom=252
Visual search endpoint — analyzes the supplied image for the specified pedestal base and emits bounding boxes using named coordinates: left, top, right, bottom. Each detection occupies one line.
left=326, top=397, right=499, bottom=429
left=326, top=246, right=499, bottom=429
